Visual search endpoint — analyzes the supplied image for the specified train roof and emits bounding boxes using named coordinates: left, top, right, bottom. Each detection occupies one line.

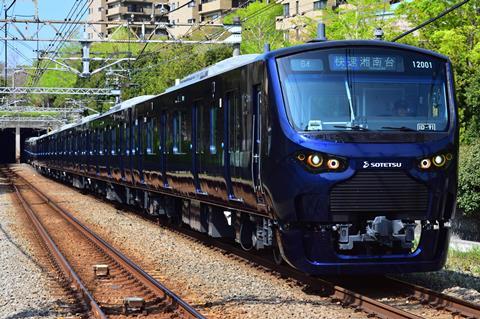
left=29, top=40, right=449, bottom=144
left=31, top=95, right=155, bottom=142
left=261, top=39, right=450, bottom=61
left=164, top=54, right=261, bottom=93
left=163, top=40, right=448, bottom=93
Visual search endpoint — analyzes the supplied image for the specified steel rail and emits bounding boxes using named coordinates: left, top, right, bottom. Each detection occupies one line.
left=13, top=171, right=205, bottom=319
left=24, top=165, right=480, bottom=319
left=170, top=225, right=423, bottom=319
left=385, top=277, right=480, bottom=318
left=22, top=165, right=423, bottom=319
left=12, top=183, right=107, bottom=319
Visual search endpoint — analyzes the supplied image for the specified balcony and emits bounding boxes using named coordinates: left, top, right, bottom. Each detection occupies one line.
left=198, top=0, right=231, bottom=15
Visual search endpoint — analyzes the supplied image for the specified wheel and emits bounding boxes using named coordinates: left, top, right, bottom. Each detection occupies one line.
left=272, top=229, right=284, bottom=265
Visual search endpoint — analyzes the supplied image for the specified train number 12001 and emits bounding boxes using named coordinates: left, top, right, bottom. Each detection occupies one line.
left=412, top=61, right=433, bottom=69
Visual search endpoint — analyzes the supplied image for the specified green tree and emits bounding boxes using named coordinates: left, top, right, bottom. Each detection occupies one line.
left=224, top=2, right=286, bottom=53
left=396, top=0, right=480, bottom=142
left=458, top=141, right=480, bottom=217
left=306, top=0, right=398, bottom=40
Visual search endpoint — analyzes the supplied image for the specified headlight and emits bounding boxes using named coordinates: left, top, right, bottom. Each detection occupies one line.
left=327, top=159, right=340, bottom=169
left=295, top=151, right=346, bottom=173
left=419, top=158, right=432, bottom=169
left=307, top=154, right=323, bottom=168
left=433, top=154, right=446, bottom=167
left=418, top=152, right=453, bottom=170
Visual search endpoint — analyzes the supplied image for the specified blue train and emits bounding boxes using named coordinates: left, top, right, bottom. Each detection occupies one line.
left=26, top=40, right=458, bottom=275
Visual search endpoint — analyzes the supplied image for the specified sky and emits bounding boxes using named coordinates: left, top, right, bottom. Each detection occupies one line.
left=2, top=0, right=87, bottom=68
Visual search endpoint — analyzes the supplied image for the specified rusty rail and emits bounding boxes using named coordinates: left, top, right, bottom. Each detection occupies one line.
left=13, top=183, right=107, bottom=319
left=11, top=170, right=205, bottom=319
left=386, top=277, right=480, bottom=318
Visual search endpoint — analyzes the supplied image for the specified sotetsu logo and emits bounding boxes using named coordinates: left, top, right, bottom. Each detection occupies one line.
left=363, top=161, right=402, bottom=169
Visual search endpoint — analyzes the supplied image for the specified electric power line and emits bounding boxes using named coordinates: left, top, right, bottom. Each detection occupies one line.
left=391, top=0, right=471, bottom=42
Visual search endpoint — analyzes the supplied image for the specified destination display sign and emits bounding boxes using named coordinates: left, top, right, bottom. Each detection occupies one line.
left=290, top=58, right=324, bottom=71
left=328, top=54, right=404, bottom=72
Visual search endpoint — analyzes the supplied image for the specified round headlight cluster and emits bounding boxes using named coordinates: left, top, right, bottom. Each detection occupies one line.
left=327, top=159, right=340, bottom=169
left=419, top=158, right=431, bottom=169
left=307, top=154, right=323, bottom=168
left=296, top=152, right=345, bottom=172
left=419, top=153, right=453, bottom=170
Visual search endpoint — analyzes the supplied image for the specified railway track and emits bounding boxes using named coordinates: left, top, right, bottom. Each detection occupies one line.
left=138, top=213, right=480, bottom=319
left=5, top=168, right=205, bottom=319
left=11, top=166, right=480, bottom=319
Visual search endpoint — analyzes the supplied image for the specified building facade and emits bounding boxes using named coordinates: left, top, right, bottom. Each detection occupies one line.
left=275, top=0, right=340, bottom=42
left=275, top=0, right=405, bottom=42
left=87, top=0, right=170, bottom=40
left=87, top=0, right=240, bottom=40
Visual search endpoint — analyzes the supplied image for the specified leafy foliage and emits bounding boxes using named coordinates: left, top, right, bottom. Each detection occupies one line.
left=310, top=0, right=397, bottom=40
left=395, top=0, right=480, bottom=143
left=224, top=2, right=286, bottom=53
left=458, top=141, right=480, bottom=218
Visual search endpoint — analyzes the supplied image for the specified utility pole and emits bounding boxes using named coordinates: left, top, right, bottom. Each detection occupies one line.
left=4, top=0, right=16, bottom=84
left=232, top=16, right=241, bottom=57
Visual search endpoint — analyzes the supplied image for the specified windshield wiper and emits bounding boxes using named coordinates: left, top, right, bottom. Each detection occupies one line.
left=334, top=125, right=370, bottom=131
left=381, top=126, right=416, bottom=132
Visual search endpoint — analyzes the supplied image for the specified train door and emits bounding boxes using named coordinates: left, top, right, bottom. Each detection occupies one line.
left=228, top=91, right=253, bottom=205
left=106, top=125, right=111, bottom=177
left=159, top=111, right=167, bottom=187
left=223, top=94, right=234, bottom=199
left=127, top=109, right=134, bottom=183
left=119, top=123, right=125, bottom=180
left=193, top=102, right=202, bottom=193
left=134, top=116, right=144, bottom=184
left=252, top=84, right=264, bottom=203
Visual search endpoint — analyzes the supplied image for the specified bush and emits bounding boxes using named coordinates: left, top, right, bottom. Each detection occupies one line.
left=458, top=141, right=480, bottom=217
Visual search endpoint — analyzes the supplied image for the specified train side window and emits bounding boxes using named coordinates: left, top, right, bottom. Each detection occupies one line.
left=198, top=102, right=206, bottom=153
left=146, top=118, right=154, bottom=155
left=99, top=129, right=104, bottom=155
left=133, top=119, right=138, bottom=155
left=125, top=123, right=130, bottom=155
left=165, top=111, right=172, bottom=154
left=228, top=93, right=241, bottom=153
left=118, top=124, right=123, bottom=155
left=209, top=107, right=217, bottom=155
left=173, top=110, right=188, bottom=154
left=111, top=127, right=116, bottom=155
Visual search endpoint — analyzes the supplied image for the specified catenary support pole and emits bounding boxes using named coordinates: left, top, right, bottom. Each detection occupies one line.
left=15, top=126, right=20, bottom=163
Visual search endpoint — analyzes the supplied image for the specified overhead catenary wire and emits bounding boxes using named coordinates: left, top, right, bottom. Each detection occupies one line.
left=391, top=0, right=471, bottom=42
left=131, top=0, right=285, bottom=77
left=135, top=0, right=280, bottom=64
left=32, top=0, right=91, bottom=83
left=30, top=0, right=91, bottom=86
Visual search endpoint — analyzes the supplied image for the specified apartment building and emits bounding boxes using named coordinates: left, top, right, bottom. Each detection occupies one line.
left=167, top=0, right=200, bottom=38
left=168, top=0, right=240, bottom=38
left=275, top=0, right=338, bottom=41
left=87, top=0, right=170, bottom=40
left=276, top=0, right=405, bottom=42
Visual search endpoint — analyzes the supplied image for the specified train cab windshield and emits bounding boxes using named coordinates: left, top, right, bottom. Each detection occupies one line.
left=276, top=47, right=449, bottom=132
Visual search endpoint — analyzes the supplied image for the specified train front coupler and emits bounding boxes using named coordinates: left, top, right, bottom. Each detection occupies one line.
left=334, top=216, right=416, bottom=251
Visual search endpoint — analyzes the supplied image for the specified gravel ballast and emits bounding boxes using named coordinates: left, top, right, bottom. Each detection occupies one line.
left=0, top=175, right=63, bottom=319
left=14, top=165, right=367, bottom=319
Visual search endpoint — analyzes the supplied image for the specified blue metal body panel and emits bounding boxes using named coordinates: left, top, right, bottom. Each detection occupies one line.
left=25, top=40, right=458, bottom=275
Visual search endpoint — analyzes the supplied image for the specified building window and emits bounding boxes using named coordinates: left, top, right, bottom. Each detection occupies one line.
left=283, top=3, right=290, bottom=17
left=296, top=1, right=299, bottom=14
left=187, top=18, right=195, bottom=23
left=313, top=0, right=328, bottom=10
left=188, top=0, right=195, bottom=7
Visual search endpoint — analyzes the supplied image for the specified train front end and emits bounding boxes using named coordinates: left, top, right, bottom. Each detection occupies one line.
left=265, top=41, right=458, bottom=274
